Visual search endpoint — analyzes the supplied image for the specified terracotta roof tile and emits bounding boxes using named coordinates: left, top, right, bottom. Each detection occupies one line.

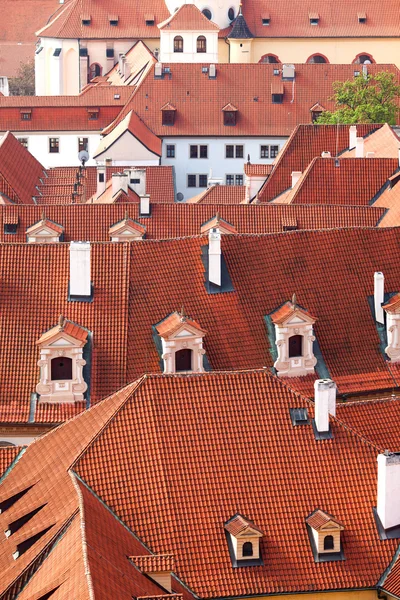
left=0, top=132, right=44, bottom=204
left=0, top=447, right=21, bottom=479
left=306, top=509, right=344, bottom=530
left=131, top=555, right=175, bottom=573
left=341, top=123, right=400, bottom=158
left=158, top=4, right=219, bottom=31
left=244, top=163, right=273, bottom=177
left=224, top=513, right=263, bottom=535
left=155, top=311, right=206, bottom=338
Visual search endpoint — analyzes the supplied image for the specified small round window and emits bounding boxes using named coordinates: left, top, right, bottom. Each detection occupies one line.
left=228, top=7, right=235, bottom=20
left=202, top=8, right=212, bottom=19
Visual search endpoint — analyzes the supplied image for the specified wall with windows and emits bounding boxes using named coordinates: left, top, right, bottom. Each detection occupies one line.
left=10, top=132, right=102, bottom=168
left=162, top=136, right=285, bottom=200
left=159, top=30, right=218, bottom=63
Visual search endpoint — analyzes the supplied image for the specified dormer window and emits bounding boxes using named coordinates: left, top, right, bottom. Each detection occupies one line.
left=222, top=103, right=238, bottom=126
left=306, top=509, right=345, bottom=562
left=358, top=12, right=367, bottom=23
left=87, top=107, right=99, bottom=120
left=35, top=316, right=89, bottom=403
left=109, top=214, right=146, bottom=241
left=109, top=14, right=118, bottom=25
left=130, top=555, right=174, bottom=592
left=20, top=109, right=31, bottom=121
left=224, top=514, right=263, bottom=567
left=81, top=14, right=91, bottom=25
left=310, top=102, right=325, bottom=123
left=145, top=14, right=155, bottom=25
left=270, top=295, right=317, bottom=377
left=26, top=214, right=63, bottom=243
left=155, top=311, right=206, bottom=374
left=261, top=13, right=270, bottom=25
left=309, top=12, right=319, bottom=25
left=161, top=103, right=176, bottom=126
left=383, top=293, right=400, bottom=362
left=200, top=214, right=237, bottom=235
left=3, top=215, right=18, bottom=235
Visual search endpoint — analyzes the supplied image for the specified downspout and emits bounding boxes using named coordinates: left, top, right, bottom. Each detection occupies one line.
left=224, top=36, right=230, bottom=63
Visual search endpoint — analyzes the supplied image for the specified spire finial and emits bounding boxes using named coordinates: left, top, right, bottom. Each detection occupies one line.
left=180, top=305, right=186, bottom=320
left=216, top=211, right=220, bottom=224
left=41, top=210, right=45, bottom=221
left=58, top=314, right=65, bottom=328
left=125, top=209, right=129, bottom=221
left=292, top=293, right=297, bottom=307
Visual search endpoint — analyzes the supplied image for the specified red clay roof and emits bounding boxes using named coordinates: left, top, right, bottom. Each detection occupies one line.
left=274, top=157, right=398, bottom=206
left=96, top=110, right=162, bottom=158
left=0, top=132, right=45, bottom=204
left=187, top=186, right=246, bottom=205
left=270, top=300, right=317, bottom=324
left=111, top=65, right=399, bottom=138
left=37, top=317, right=89, bottom=345
left=341, top=123, right=400, bottom=158
left=158, top=4, right=219, bottom=31
left=155, top=311, right=206, bottom=338
left=132, top=555, right=175, bottom=573
left=0, top=447, right=21, bottom=479
left=306, top=509, right=344, bottom=530
left=259, top=124, right=383, bottom=202
left=224, top=513, right=263, bottom=536
left=244, top=163, right=273, bottom=177
left=0, top=203, right=385, bottom=242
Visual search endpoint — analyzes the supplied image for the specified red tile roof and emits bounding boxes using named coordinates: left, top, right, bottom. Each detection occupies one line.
left=187, top=186, right=246, bottom=205
left=341, top=123, right=400, bottom=158
left=0, top=132, right=45, bottom=204
left=244, top=163, right=273, bottom=177
left=110, top=65, right=399, bottom=138
left=274, top=157, right=398, bottom=206
left=0, top=447, right=21, bottom=479
left=155, top=311, right=206, bottom=338
left=0, top=203, right=385, bottom=242
left=306, top=509, right=344, bottom=530
left=96, top=110, right=162, bottom=158
left=132, top=555, right=175, bottom=573
left=270, top=300, right=317, bottom=324
left=224, top=513, right=263, bottom=536
left=158, top=4, right=219, bottom=31
left=259, top=124, right=383, bottom=202
left=37, top=317, right=89, bottom=345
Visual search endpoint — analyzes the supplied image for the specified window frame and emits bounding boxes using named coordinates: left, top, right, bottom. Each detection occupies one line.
left=17, top=137, right=29, bottom=149
left=288, top=334, right=303, bottom=358
left=78, top=137, right=89, bottom=153
left=242, top=541, right=254, bottom=557
left=260, top=145, right=269, bottom=159
left=173, top=36, right=184, bottom=53
left=197, top=35, right=207, bottom=53
left=166, top=144, right=176, bottom=158
left=324, top=535, right=334, bottom=551
left=187, top=174, right=197, bottom=188
left=48, top=137, right=60, bottom=154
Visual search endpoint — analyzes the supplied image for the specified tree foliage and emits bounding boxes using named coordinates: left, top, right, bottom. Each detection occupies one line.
left=8, top=60, right=35, bottom=96
left=316, top=71, right=400, bottom=125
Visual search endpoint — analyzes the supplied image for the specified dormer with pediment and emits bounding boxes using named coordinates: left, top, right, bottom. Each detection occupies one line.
left=109, top=214, right=146, bottom=241
left=36, top=316, right=89, bottom=403
left=26, top=215, right=64, bottom=243
left=306, top=509, right=345, bottom=562
left=224, top=514, right=263, bottom=566
left=270, top=296, right=317, bottom=377
left=383, top=293, right=400, bottom=362
left=155, top=311, right=206, bottom=373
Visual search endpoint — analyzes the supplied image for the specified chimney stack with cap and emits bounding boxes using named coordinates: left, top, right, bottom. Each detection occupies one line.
left=69, top=242, right=91, bottom=299
left=374, top=272, right=385, bottom=324
left=314, top=379, right=336, bottom=433
left=209, top=228, right=221, bottom=286
left=112, top=172, right=129, bottom=197
left=377, top=451, right=400, bottom=530
left=349, top=125, right=357, bottom=149
left=356, top=137, right=364, bottom=158
left=291, top=171, right=302, bottom=188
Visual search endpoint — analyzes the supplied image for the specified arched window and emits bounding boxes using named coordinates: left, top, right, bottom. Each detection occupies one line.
left=51, top=357, right=73, bottom=381
left=174, top=36, right=184, bottom=53
left=307, top=54, right=328, bottom=64
left=202, top=8, right=212, bottom=20
left=288, top=335, right=303, bottom=358
left=175, top=348, right=192, bottom=372
left=324, top=535, right=334, bottom=551
left=259, top=54, right=280, bottom=64
left=89, top=63, right=102, bottom=80
left=353, top=52, right=375, bottom=64
left=228, top=7, right=235, bottom=21
left=242, top=541, right=253, bottom=557
left=197, top=36, right=207, bottom=53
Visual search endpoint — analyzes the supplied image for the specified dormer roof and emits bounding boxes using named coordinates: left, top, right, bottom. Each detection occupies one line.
left=26, top=215, right=64, bottom=237
left=36, top=316, right=88, bottom=347
left=200, top=214, right=237, bottom=235
left=155, top=311, right=206, bottom=339
left=271, top=299, right=317, bottom=326
left=158, top=4, right=219, bottom=31
left=224, top=513, right=263, bottom=537
left=131, top=554, right=175, bottom=573
left=383, top=293, right=400, bottom=313
left=310, top=102, right=326, bottom=113
left=109, top=215, right=146, bottom=237
left=221, top=103, right=238, bottom=112
left=161, top=102, right=177, bottom=112
left=306, top=509, right=344, bottom=531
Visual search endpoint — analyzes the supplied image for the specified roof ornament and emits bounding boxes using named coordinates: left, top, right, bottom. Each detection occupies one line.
left=125, top=210, right=129, bottom=221
left=180, top=305, right=186, bottom=321
left=247, top=154, right=251, bottom=164
left=41, top=210, right=46, bottom=222
left=216, top=211, right=220, bottom=224
left=292, top=293, right=297, bottom=307
left=58, top=314, right=65, bottom=329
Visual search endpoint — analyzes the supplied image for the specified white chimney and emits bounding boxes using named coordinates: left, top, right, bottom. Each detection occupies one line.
left=314, top=379, right=336, bottom=432
left=209, top=228, right=221, bottom=287
left=291, top=171, right=302, bottom=188
left=321, top=151, right=331, bottom=158
left=209, top=64, right=216, bottom=78
left=155, top=62, right=162, bottom=78
left=377, top=452, right=400, bottom=530
left=398, top=147, right=400, bottom=167
left=129, top=169, right=146, bottom=197
left=140, top=194, right=151, bottom=216
left=356, top=137, right=364, bottom=158
left=96, top=164, right=106, bottom=199
left=374, top=272, right=385, bottom=324
left=349, top=125, right=357, bottom=149
left=112, top=173, right=128, bottom=197
left=366, top=151, right=375, bottom=158
left=70, top=242, right=91, bottom=298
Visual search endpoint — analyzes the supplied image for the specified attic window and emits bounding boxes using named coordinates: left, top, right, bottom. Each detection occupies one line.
left=20, top=109, right=32, bottom=121
left=109, top=15, right=118, bottom=25
left=4, top=223, right=17, bottom=234
left=53, top=48, right=62, bottom=57
left=87, top=107, right=99, bottom=120
left=358, top=12, right=367, bottom=23
left=222, top=104, right=238, bottom=126
left=289, top=407, right=309, bottom=426
left=306, top=509, right=345, bottom=563
left=145, top=14, right=155, bottom=25
left=155, top=311, right=206, bottom=374
left=81, top=15, right=91, bottom=25
left=224, top=514, right=263, bottom=567
left=272, top=93, right=283, bottom=104
left=261, top=13, right=270, bottom=25
left=309, top=13, right=319, bottom=25
left=161, top=103, right=176, bottom=126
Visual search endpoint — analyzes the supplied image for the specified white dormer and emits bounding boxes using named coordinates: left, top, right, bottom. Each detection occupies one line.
left=109, top=214, right=146, bottom=241
left=306, top=509, right=344, bottom=557
left=155, top=311, right=206, bottom=373
left=26, top=215, right=63, bottom=243
left=383, top=293, right=400, bottom=362
left=271, top=296, right=317, bottom=377
left=224, top=514, right=263, bottom=564
left=36, top=316, right=88, bottom=403
left=130, top=555, right=175, bottom=592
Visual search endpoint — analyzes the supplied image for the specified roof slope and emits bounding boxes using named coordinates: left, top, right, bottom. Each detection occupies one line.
left=158, top=4, right=219, bottom=31
left=73, top=371, right=398, bottom=596
left=94, top=110, right=161, bottom=158
left=0, top=132, right=44, bottom=204
left=0, top=447, right=22, bottom=479
left=341, top=123, right=400, bottom=158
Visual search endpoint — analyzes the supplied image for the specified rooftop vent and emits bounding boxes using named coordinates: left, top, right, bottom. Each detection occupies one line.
left=313, top=379, right=336, bottom=439
left=69, top=242, right=92, bottom=301
left=358, top=11, right=367, bottom=23
left=321, top=151, right=331, bottom=158
left=374, top=272, right=385, bottom=325
left=309, top=12, right=319, bottom=25
left=290, top=407, right=309, bottom=426
left=209, top=64, right=217, bottom=79
left=282, top=64, right=295, bottom=80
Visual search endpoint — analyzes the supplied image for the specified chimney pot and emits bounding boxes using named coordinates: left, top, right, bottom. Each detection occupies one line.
left=356, top=136, right=364, bottom=158
left=377, top=452, right=400, bottom=530
left=291, top=171, right=302, bottom=188
left=321, top=151, right=331, bottom=158
left=349, top=125, right=357, bottom=149
left=208, top=227, right=221, bottom=287
left=366, top=151, right=375, bottom=158
left=314, top=378, right=336, bottom=433
left=69, top=242, right=91, bottom=299
left=374, top=272, right=385, bottom=324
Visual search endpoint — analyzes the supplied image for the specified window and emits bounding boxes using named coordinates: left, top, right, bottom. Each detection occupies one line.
left=288, top=335, right=303, bottom=358
left=187, top=174, right=207, bottom=188
left=109, top=17, right=118, bottom=25
left=174, top=36, right=183, bottom=53
left=78, top=137, right=88, bottom=152
left=242, top=542, right=253, bottom=557
left=20, top=111, right=31, bottom=121
left=17, top=137, right=28, bottom=149
left=199, top=174, right=208, bottom=187
left=260, top=54, right=280, bottom=64
left=4, top=224, right=17, bottom=234
left=82, top=17, right=91, bottom=25
left=262, top=17, right=270, bottom=25
left=166, top=144, right=175, bottom=158
left=223, top=111, right=236, bottom=126
left=106, top=48, right=114, bottom=58
left=130, top=178, right=140, bottom=184
left=98, top=173, right=105, bottom=183
left=228, top=7, right=235, bottom=20
left=310, top=15, right=319, bottom=25
left=260, top=145, right=279, bottom=159
left=270, top=145, right=279, bottom=158
left=51, top=357, right=73, bottom=381
left=272, top=93, right=283, bottom=104
left=353, top=53, right=374, bottom=64
left=358, top=13, right=367, bottom=23
left=324, top=535, right=334, bottom=551
left=79, top=47, right=88, bottom=57
left=202, top=8, right=212, bottom=19
left=145, top=17, right=155, bottom=25
left=49, top=138, right=59, bottom=153
left=307, top=54, right=327, bottom=64
left=190, top=145, right=198, bottom=158
left=225, top=145, right=243, bottom=158
left=190, top=145, right=208, bottom=158
left=260, top=145, right=269, bottom=159
left=226, top=175, right=243, bottom=186
left=197, top=36, right=207, bottom=53
left=175, top=348, right=192, bottom=372
left=89, top=63, right=102, bottom=80
left=235, top=174, right=243, bottom=185
left=188, top=174, right=197, bottom=187
left=200, top=145, right=208, bottom=158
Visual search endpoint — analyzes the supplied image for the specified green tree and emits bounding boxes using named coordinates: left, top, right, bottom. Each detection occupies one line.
left=8, top=60, right=35, bottom=96
left=316, top=71, right=400, bottom=125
